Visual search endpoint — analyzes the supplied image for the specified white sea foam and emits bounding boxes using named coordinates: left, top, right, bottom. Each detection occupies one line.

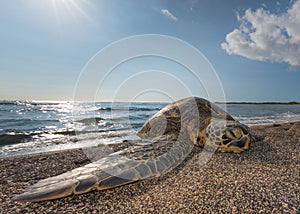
left=1, top=101, right=300, bottom=157
left=236, top=112, right=300, bottom=126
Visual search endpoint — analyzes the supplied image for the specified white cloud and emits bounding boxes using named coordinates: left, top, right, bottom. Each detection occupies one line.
left=221, top=0, right=300, bottom=67
left=161, top=9, right=177, bottom=21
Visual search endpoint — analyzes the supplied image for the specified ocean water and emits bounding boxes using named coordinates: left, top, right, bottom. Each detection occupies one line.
left=0, top=100, right=300, bottom=158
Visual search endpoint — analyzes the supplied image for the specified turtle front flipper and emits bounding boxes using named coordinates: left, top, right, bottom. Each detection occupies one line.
left=13, top=135, right=193, bottom=202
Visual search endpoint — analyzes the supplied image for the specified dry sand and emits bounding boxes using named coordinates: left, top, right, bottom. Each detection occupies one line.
left=0, top=122, right=299, bottom=213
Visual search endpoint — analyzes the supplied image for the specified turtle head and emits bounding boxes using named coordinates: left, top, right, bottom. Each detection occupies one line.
left=205, top=120, right=252, bottom=153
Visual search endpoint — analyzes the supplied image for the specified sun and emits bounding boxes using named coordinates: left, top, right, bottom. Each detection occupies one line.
left=50, top=0, right=92, bottom=22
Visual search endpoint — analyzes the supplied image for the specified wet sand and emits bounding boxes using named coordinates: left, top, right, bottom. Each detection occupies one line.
left=0, top=122, right=299, bottom=213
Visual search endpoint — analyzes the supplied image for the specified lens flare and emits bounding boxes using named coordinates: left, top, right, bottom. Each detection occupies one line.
left=50, top=0, right=94, bottom=23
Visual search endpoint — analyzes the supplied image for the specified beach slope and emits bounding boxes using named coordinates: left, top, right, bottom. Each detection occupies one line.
left=0, top=122, right=299, bottom=213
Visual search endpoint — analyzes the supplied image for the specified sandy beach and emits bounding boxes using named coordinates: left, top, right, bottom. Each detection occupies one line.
left=0, top=122, right=299, bottom=213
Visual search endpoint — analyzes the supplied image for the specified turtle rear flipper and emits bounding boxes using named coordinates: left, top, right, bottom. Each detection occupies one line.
left=13, top=135, right=193, bottom=202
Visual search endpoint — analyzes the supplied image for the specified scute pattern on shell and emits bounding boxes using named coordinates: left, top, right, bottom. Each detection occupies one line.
left=138, top=97, right=235, bottom=140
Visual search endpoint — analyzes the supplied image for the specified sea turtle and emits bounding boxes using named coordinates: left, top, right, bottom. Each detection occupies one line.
left=13, top=97, right=252, bottom=202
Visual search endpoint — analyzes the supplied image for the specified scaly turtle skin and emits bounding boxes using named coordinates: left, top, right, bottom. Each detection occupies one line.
left=13, top=97, right=252, bottom=202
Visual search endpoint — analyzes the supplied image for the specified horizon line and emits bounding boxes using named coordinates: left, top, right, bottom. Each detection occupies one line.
left=0, top=98, right=300, bottom=104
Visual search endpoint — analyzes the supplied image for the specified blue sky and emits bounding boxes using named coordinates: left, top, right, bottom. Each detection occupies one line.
left=0, top=0, right=300, bottom=102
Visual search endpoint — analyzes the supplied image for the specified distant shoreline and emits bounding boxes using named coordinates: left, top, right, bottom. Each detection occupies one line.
left=215, top=101, right=300, bottom=105
left=1, top=100, right=300, bottom=105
